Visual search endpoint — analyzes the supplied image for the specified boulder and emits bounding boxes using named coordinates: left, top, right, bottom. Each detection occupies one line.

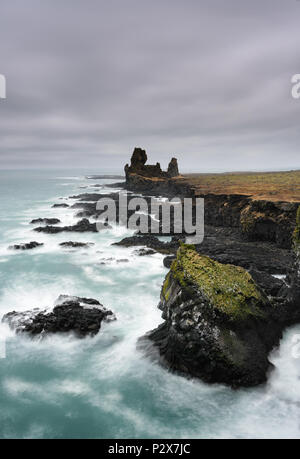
left=2, top=295, right=116, bottom=338
left=138, top=244, right=291, bottom=388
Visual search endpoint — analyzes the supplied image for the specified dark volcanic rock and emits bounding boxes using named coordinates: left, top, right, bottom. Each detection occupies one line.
left=34, top=218, right=110, bottom=234
left=138, top=244, right=298, bottom=388
left=2, top=295, right=116, bottom=338
left=286, top=207, right=300, bottom=306
left=30, top=218, right=61, bottom=225
left=196, top=226, right=293, bottom=275
left=9, top=241, right=44, bottom=250
left=163, top=255, right=176, bottom=268
left=113, top=234, right=179, bottom=255
left=52, top=203, right=69, bottom=208
left=167, top=158, right=179, bottom=178
left=125, top=147, right=179, bottom=181
left=240, top=200, right=299, bottom=249
left=135, top=248, right=156, bottom=256
left=59, top=241, right=95, bottom=248
left=248, top=268, right=285, bottom=297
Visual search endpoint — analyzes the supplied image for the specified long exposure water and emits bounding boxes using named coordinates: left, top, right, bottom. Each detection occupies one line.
left=0, top=169, right=300, bottom=439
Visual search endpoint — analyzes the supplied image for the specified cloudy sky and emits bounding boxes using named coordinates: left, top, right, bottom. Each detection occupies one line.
left=0, top=0, right=299, bottom=172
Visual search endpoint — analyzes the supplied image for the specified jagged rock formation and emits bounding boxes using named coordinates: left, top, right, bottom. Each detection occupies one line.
left=138, top=243, right=300, bottom=388
left=124, top=148, right=180, bottom=188
left=2, top=295, right=116, bottom=338
left=167, top=158, right=179, bottom=178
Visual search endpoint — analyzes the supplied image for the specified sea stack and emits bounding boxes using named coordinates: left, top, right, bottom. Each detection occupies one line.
left=124, top=147, right=180, bottom=194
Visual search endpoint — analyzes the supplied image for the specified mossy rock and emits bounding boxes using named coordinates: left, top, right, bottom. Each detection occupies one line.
left=165, top=244, right=267, bottom=322
left=293, top=206, right=300, bottom=251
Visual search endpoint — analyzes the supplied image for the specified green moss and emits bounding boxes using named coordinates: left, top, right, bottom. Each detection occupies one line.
left=293, top=206, right=300, bottom=250
left=240, top=208, right=256, bottom=234
left=170, top=244, right=266, bottom=321
left=162, top=272, right=172, bottom=301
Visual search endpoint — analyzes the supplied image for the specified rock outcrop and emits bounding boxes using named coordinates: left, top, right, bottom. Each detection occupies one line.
left=52, top=203, right=69, bottom=208
left=30, top=218, right=61, bottom=225
left=124, top=148, right=180, bottom=193
left=123, top=150, right=299, bottom=248
left=288, top=206, right=300, bottom=305
left=112, top=234, right=179, bottom=255
left=2, top=295, right=116, bottom=338
left=59, top=241, right=95, bottom=248
left=139, top=244, right=300, bottom=388
left=167, top=158, right=179, bottom=178
left=34, top=218, right=110, bottom=234
left=9, top=242, right=44, bottom=250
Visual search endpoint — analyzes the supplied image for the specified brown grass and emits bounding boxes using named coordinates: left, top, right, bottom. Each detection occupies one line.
left=176, top=170, right=300, bottom=202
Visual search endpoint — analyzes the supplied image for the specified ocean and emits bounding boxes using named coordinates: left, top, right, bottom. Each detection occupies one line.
left=0, top=169, right=300, bottom=439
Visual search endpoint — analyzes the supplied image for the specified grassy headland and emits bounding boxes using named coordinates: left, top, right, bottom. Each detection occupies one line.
left=177, top=170, right=300, bottom=202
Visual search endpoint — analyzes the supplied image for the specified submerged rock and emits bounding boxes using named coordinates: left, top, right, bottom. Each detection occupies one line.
left=2, top=295, right=116, bottom=338
left=134, top=248, right=156, bottom=256
left=52, top=203, right=69, bottom=208
left=9, top=241, right=44, bottom=250
left=30, top=218, right=61, bottom=225
left=34, top=218, right=110, bottom=234
left=113, top=234, right=179, bottom=255
left=59, top=241, right=95, bottom=248
left=139, top=244, right=295, bottom=388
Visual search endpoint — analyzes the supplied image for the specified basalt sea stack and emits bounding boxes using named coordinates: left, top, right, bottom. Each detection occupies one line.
left=139, top=240, right=300, bottom=388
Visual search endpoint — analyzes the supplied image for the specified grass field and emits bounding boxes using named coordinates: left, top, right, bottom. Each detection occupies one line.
left=178, top=170, right=300, bottom=202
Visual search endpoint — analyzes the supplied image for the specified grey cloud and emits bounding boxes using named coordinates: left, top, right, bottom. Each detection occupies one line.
left=0, top=0, right=299, bottom=171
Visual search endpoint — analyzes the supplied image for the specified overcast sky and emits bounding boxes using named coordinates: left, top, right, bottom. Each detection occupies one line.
left=0, top=0, right=299, bottom=172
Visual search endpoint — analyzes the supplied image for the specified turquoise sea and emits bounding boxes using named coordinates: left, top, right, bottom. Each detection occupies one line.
left=0, top=169, right=300, bottom=439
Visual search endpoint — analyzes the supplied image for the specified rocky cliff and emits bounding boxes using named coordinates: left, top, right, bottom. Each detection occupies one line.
left=124, top=147, right=181, bottom=194
left=288, top=206, right=300, bottom=305
left=139, top=243, right=300, bottom=388
left=123, top=149, right=299, bottom=248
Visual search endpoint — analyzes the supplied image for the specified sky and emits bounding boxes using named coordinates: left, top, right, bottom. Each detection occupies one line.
left=0, top=0, right=299, bottom=172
